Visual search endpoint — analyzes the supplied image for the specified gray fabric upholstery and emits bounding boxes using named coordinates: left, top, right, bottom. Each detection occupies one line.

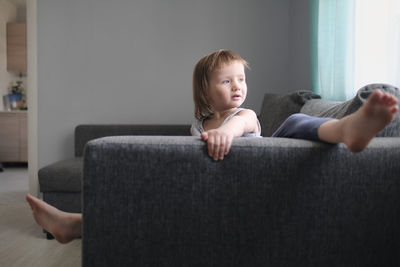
left=259, top=91, right=321, bottom=137
left=83, top=136, right=400, bottom=267
left=39, top=124, right=191, bottom=213
left=300, top=83, right=400, bottom=137
left=39, top=157, right=83, bottom=192
left=75, top=124, right=191, bottom=156
left=43, top=192, right=82, bottom=213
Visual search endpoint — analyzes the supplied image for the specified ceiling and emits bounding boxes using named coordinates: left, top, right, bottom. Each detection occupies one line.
left=7, top=0, right=26, bottom=8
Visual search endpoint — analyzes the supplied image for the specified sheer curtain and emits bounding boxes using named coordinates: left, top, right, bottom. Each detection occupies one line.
left=309, top=0, right=355, bottom=101
left=310, top=0, right=400, bottom=101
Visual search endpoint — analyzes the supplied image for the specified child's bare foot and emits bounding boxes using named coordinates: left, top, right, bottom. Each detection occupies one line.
left=26, top=194, right=82, bottom=244
left=342, top=90, right=398, bottom=152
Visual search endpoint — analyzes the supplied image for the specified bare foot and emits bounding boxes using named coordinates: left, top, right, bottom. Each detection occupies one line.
left=26, top=194, right=82, bottom=244
left=342, top=90, right=398, bottom=152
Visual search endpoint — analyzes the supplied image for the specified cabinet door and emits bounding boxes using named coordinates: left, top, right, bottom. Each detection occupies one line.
left=0, top=113, right=19, bottom=162
left=7, top=23, right=27, bottom=72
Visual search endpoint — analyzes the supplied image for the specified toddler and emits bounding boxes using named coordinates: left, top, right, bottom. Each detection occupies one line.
left=191, top=49, right=398, bottom=160
left=26, top=49, right=398, bottom=244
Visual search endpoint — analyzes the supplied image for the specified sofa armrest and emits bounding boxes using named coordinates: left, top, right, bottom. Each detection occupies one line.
left=83, top=136, right=400, bottom=266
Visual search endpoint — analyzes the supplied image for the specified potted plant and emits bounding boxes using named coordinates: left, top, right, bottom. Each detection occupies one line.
left=8, top=80, right=25, bottom=110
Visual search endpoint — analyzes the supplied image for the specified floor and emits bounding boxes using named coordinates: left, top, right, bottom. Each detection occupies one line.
left=0, top=166, right=81, bottom=267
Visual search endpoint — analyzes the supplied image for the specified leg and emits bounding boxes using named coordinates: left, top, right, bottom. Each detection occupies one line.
left=318, top=90, right=398, bottom=152
left=272, top=113, right=332, bottom=141
left=26, top=194, right=82, bottom=244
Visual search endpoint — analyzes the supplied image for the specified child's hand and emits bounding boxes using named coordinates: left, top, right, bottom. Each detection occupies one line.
left=201, top=129, right=234, bottom=161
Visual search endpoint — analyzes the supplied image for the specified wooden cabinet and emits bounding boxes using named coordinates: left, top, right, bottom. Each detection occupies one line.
left=0, top=112, right=27, bottom=162
left=7, top=23, right=27, bottom=72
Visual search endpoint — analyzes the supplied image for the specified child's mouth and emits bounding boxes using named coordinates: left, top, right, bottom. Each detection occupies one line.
left=232, top=94, right=242, bottom=99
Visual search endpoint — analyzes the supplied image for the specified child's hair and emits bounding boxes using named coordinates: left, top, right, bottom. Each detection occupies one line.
left=193, top=49, right=249, bottom=120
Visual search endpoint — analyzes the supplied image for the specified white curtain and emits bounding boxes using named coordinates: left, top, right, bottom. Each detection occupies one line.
left=354, top=0, right=400, bottom=91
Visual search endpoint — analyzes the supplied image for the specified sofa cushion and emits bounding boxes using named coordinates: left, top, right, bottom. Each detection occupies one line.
left=259, top=91, right=321, bottom=137
left=300, top=83, right=400, bottom=137
left=39, top=157, right=83, bottom=192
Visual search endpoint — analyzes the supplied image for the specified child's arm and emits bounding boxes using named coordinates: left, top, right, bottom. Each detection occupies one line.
left=201, top=109, right=259, bottom=161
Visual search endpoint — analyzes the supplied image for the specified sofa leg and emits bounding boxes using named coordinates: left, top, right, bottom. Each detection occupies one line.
left=43, top=229, right=54, bottom=240
left=46, top=232, right=54, bottom=240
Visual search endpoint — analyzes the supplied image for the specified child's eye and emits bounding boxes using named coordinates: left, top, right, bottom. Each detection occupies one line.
left=222, top=80, right=230, bottom=84
left=239, top=78, right=244, bottom=82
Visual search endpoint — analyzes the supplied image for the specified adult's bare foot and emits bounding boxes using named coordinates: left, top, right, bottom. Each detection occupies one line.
left=342, top=90, right=398, bottom=152
left=26, top=194, right=82, bottom=244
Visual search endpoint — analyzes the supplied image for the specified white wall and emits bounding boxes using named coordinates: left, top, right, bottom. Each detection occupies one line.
left=0, top=0, right=17, bottom=109
left=37, top=0, right=309, bottom=168
left=16, top=6, right=26, bottom=22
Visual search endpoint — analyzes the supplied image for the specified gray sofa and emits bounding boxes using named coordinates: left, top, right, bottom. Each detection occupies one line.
left=83, top=135, right=400, bottom=267
left=39, top=125, right=191, bottom=215
left=38, top=85, right=400, bottom=265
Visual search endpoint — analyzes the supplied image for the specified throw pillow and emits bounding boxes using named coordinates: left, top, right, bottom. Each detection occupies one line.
left=259, top=91, right=321, bottom=137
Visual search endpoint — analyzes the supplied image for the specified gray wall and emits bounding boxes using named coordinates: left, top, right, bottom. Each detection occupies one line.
left=289, top=0, right=310, bottom=91
left=37, top=0, right=310, bottom=168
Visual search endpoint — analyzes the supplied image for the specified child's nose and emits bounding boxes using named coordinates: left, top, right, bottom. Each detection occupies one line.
left=231, top=81, right=240, bottom=91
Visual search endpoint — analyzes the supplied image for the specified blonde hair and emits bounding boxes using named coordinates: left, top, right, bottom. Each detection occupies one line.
left=193, top=49, right=249, bottom=120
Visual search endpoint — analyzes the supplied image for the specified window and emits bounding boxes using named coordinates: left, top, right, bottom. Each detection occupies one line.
left=354, top=0, right=400, bottom=91
left=310, top=0, right=400, bottom=100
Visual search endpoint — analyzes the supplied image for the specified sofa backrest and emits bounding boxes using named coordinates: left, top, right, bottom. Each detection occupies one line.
left=74, top=124, right=191, bottom=157
left=82, top=135, right=400, bottom=266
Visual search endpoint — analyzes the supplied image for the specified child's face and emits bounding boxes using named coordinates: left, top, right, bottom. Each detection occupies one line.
left=207, top=60, right=247, bottom=112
